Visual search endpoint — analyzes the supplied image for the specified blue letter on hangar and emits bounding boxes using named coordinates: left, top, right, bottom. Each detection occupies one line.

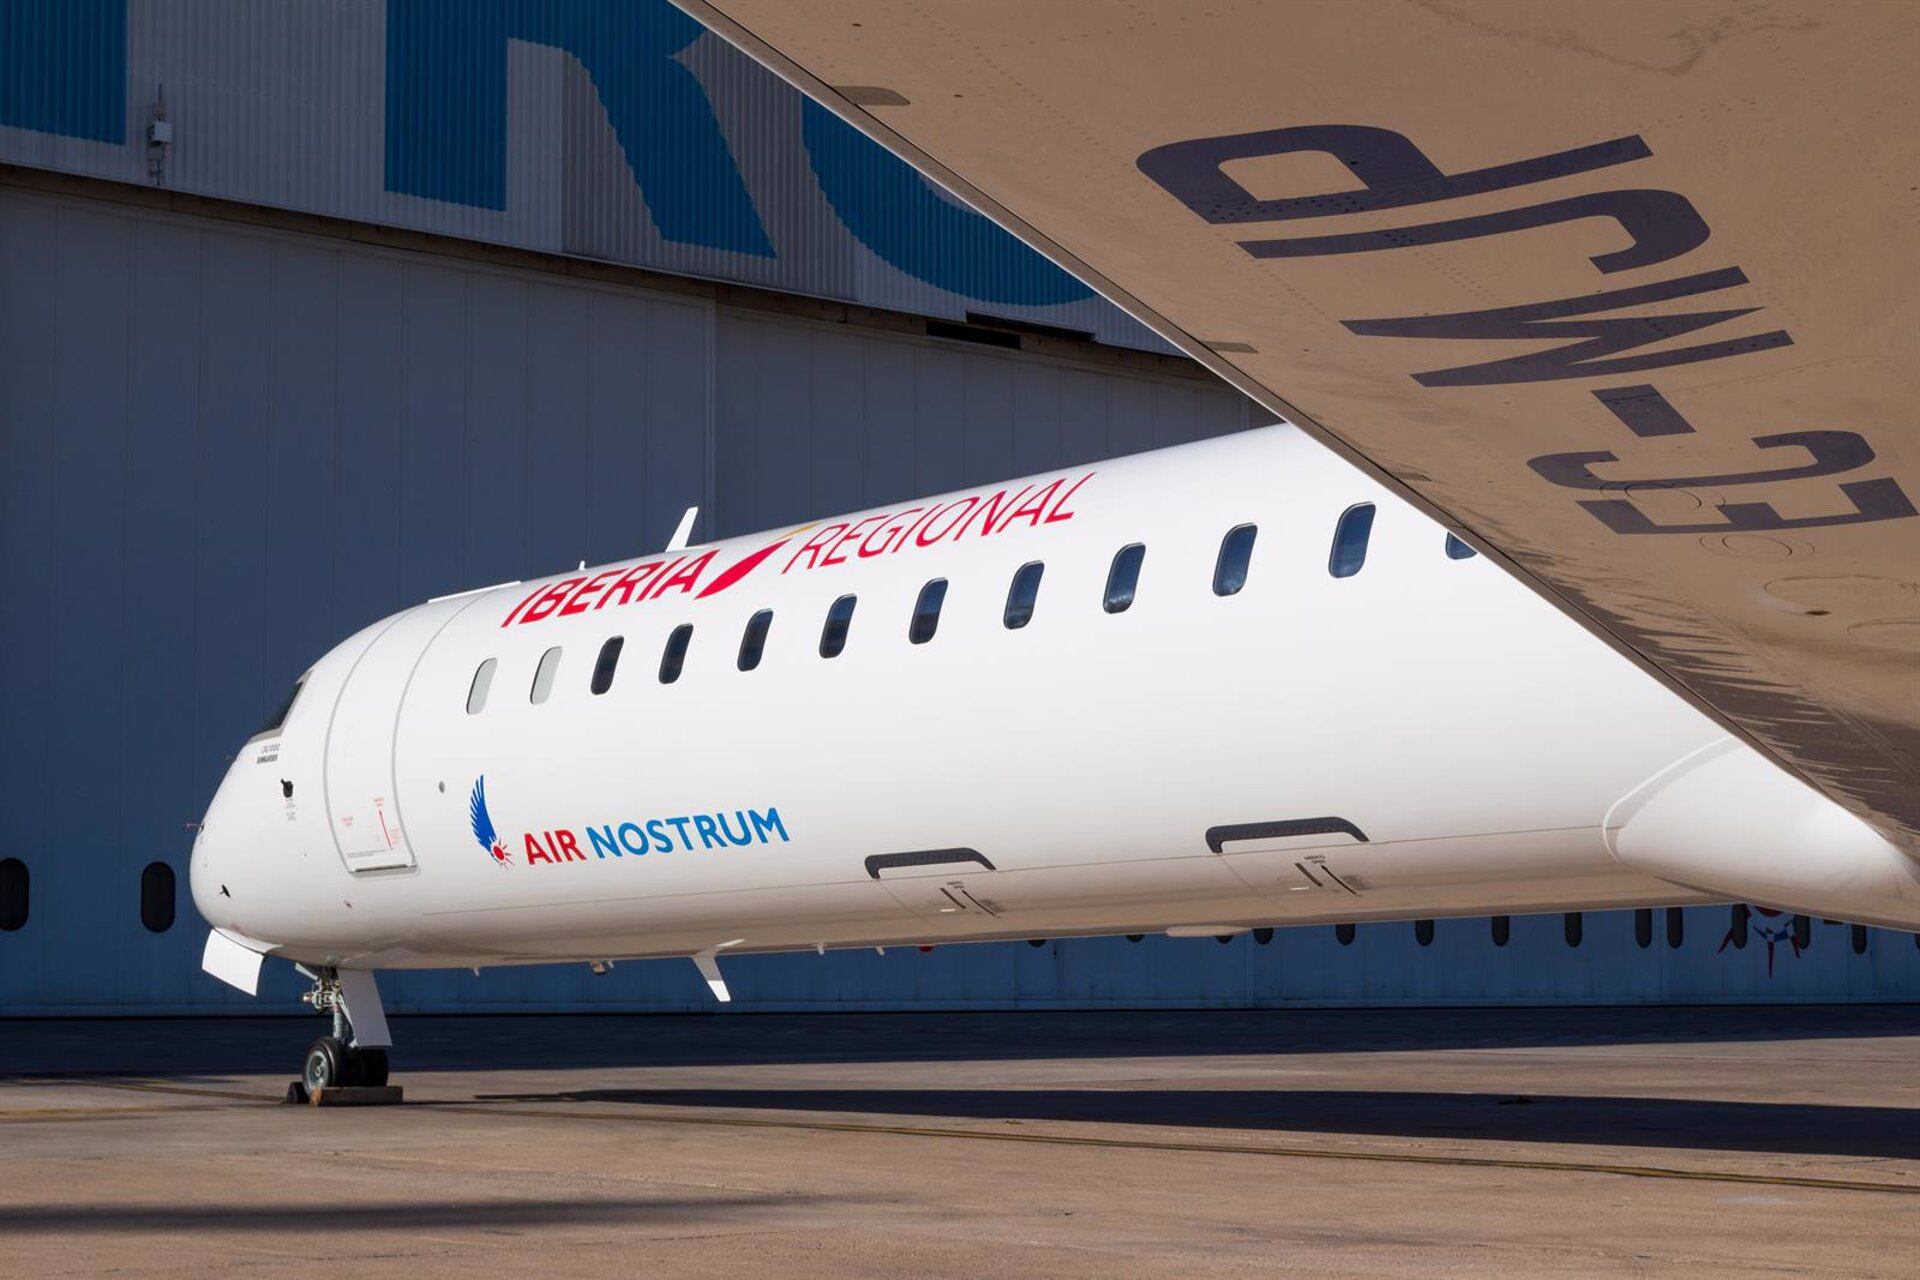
left=0, top=0, right=126, bottom=143
left=1, top=0, right=1092, bottom=306
left=384, top=0, right=1093, bottom=304
left=385, top=0, right=776, bottom=256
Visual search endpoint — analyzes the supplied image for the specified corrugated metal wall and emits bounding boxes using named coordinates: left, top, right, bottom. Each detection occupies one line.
left=5, top=184, right=1919, bottom=1014
left=0, top=0, right=1163, bottom=348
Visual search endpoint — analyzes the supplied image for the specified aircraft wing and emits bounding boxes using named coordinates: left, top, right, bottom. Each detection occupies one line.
left=678, top=0, right=1920, bottom=855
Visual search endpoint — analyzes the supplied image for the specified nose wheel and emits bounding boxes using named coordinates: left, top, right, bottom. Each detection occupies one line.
left=301, top=1035, right=390, bottom=1089
left=292, top=966, right=399, bottom=1103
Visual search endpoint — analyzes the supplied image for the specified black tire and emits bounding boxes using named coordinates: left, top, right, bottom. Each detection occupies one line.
left=348, top=1047, right=390, bottom=1088
left=302, top=1036, right=349, bottom=1092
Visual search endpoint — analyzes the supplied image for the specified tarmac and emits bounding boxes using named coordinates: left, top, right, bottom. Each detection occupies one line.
left=2, top=1005, right=1918, bottom=1277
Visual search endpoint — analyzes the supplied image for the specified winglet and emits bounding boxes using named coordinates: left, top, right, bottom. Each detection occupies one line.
left=666, top=506, right=700, bottom=552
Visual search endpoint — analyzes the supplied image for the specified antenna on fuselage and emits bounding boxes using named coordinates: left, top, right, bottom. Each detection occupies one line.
left=665, top=506, right=699, bottom=553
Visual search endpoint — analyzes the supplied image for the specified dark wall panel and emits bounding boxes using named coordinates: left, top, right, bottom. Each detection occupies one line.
left=0, top=190, right=715, bottom=1011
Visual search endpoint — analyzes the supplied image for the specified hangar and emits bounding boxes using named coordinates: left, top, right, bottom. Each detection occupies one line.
left=2, top=0, right=1914, bottom=1013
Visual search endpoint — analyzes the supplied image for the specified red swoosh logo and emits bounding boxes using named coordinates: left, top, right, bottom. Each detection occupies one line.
left=695, top=535, right=794, bottom=599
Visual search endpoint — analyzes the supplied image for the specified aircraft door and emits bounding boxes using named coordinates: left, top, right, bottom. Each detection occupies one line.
left=323, top=599, right=467, bottom=873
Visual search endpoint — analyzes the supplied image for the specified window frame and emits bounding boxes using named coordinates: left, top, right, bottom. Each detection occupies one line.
left=1004, top=560, right=1044, bottom=630
left=1213, top=523, right=1257, bottom=596
left=530, top=646, right=563, bottom=704
left=909, top=578, right=948, bottom=645
left=1103, top=543, right=1146, bottom=614
left=466, top=658, right=498, bottom=715
left=1329, top=502, right=1376, bottom=578
left=820, top=594, right=857, bottom=658
left=659, top=624, right=693, bottom=684
left=590, top=636, right=625, bottom=695
left=738, top=609, right=773, bottom=672
left=249, top=678, right=305, bottom=742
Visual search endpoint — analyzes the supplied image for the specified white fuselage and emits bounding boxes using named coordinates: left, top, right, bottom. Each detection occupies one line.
left=190, top=426, right=1920, bottom=974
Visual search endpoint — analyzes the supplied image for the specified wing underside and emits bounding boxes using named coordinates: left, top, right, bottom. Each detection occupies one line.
left=680, top=0, right=1920, bottom=854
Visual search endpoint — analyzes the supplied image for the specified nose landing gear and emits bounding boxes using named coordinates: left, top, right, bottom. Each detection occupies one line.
left=292, top=965, right=398, bottom=1101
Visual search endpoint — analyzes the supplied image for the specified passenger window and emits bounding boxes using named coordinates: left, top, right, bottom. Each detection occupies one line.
left=1213, top=524, right=1257, bottom=596
left=1004, top=561, right=1043, bottom=629
left=738, top=609, right=773, bottom=672
left=590, top=637, right=624, bottom=695
left=659, top=624, right=692, bottom=684
left=140, top=862, right=175, bottom=933
left=1104, top=543, right=1145, bottom=613
left=909, top=578, right=947, bottom=644
left=820, top=594, right=856, bottom=658
left=1329, top=503, right=1375, bottom=578
left=1444, top=532, right=1477, bottom=560
left=0, top=858, right=26, bottom=932
left=530, top=647, right=563, bottom=704
left=254, top=679, right=304, bottom=739
left=466, top=659, right=497, bottom=714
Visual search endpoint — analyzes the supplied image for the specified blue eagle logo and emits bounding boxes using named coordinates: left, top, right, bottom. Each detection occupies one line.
left=469, top=776, right=512, bottom=867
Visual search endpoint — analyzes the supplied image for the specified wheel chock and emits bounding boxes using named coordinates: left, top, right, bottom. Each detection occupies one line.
left=307, top=1085, right=404, bottom=1106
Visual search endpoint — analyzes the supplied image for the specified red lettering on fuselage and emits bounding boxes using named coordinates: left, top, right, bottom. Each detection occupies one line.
left=860, top=507, right=922, bottom=557
left=599, top=560, right=664, bottom=609
left=559, top=569, right=621, bottom=616
left=782, top=524, right=847, bottom=574
left=645, top=550, right=716, bottom=601
left=696, top=535, right=793, bottom=598
left=1045, top=471, right=1093, bottom=522
left=821, top=514, right=888, bottom=567
left=521, top=577, right=585, bottom=625
left=958, top=485, right=1034, bottom=537
left=501, top=471, right=1095, bottom=625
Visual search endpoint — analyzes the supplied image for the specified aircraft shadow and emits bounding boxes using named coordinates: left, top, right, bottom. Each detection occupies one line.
left=467, top=1086, right=1920, bottom=1161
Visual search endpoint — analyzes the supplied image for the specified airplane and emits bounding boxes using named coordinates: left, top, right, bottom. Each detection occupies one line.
left=190, top=426, right=1917, bottom=1092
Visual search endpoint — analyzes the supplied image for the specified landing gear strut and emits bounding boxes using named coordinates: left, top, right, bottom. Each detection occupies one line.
left=297, top=966, right=391, bottom=1091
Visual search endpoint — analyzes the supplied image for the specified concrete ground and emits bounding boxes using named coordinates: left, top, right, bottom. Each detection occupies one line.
left=2, top=1007, right=1918, bottom=1277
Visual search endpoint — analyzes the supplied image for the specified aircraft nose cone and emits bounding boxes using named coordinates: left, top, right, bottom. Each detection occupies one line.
left=188, top=826, right=230, bottom=930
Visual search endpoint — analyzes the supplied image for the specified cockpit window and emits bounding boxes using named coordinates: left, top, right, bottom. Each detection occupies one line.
left=253, top=679, right=304, bottom=739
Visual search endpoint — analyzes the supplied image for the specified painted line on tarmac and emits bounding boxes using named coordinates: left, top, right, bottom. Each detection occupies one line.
left=0, top=1104, right=211, bottom=1122
left=44, top=1077, right=1920, bottom=1197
